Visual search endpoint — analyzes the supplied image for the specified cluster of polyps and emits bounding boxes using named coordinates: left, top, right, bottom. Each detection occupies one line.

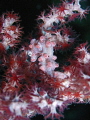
left=0, top=0, right=90, bottom=120
left=28, top=0, right=89, bottom=78
left=0, top=12, right=22, bottom=49
left=29, top=36, right=59, bottom=76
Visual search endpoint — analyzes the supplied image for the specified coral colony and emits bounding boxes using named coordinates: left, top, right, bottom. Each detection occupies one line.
left=0, top=0, right=90, bottom=120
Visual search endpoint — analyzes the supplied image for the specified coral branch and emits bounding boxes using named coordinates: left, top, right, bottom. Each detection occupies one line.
left=0, top=0, right=90, bottom=120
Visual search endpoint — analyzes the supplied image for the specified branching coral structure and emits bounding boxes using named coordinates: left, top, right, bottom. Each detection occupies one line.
left=0, top=0, right=90, bottom=120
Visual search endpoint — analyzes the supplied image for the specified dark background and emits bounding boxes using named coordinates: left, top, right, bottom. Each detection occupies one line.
left=0, top=0, right=90, bottom=120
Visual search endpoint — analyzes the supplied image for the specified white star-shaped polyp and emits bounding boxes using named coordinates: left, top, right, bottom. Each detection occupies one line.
left=9, top=102, right=28, bottom=116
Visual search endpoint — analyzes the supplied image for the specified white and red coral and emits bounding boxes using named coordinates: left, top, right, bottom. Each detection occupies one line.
left=0, top=0, right=90, bottom=120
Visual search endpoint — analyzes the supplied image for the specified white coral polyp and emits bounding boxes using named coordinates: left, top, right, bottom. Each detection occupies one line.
left=3, top=18, right=15, bottom=27
left=9, top=101, right=28, bottom=116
